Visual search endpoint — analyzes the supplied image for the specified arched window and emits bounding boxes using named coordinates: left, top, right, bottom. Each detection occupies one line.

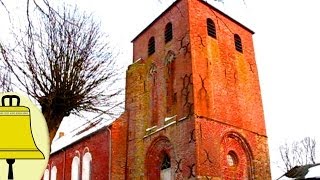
left=43, top=169, right=49, bottom=180
left=165, top=23, right=173, bottom=43
left=50, top=166, right=57, bottom=180
left=234, top=34, right=243, bottom=53
left=160, top=153, right=172, bottom=180
left=207, top=18, right=216, bottom=38
left=71, top=156, right=80, bottom=180
left=148, top=37, right=155, bottom=56
left=82, top=152, right=92, bottom=180
left=227, top=151, right=239, bottom=167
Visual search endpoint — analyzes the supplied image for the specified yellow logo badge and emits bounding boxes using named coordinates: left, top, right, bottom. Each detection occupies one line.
left=0, top=93, right=49, bottom=180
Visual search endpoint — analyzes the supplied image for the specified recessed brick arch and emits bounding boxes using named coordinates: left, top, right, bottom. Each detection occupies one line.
left=145, top=136, right=175, bottom=180
left=220, top=131, right=254, bottom=180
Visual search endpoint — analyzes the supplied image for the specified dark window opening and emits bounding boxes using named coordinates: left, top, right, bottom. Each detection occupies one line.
left=234, top=34, right=243, bottom=53
left=207, top=18, right=216, bottom=38
left=148, top=37, right=155, bottom=56
left=161, top=153, right=171, bottom=170
left=165, top=23, right=173, bottom=43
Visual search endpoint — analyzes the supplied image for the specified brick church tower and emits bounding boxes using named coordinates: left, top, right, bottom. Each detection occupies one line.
left=125, top=0, right=271, bottom=179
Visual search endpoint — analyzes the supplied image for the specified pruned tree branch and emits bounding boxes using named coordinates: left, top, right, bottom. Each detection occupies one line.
left=0, top=62, right=12, bottom=92
left=0, top=2, right=123, bottom=143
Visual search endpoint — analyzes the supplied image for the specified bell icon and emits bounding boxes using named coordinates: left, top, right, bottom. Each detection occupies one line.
left=0, top=95, right=44, bottom=179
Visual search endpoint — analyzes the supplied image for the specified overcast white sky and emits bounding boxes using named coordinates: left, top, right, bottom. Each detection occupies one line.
left=1, top=0, right=320, bottom=178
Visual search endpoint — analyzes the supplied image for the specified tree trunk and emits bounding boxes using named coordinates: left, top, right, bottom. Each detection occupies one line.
left=49, top=126, right=59, bottom=146
left=41, top=109, right=65, bottom=147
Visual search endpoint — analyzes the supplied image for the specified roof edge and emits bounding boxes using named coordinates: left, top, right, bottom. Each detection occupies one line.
left=199, top=0, right=254, bottom=34
left=131, top=0, right=182, bottom=42
left=131, top=0, right=254, bottom=43
left=50, top=124, right=111, bottom=155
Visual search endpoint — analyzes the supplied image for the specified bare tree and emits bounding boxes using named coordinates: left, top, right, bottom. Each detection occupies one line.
left=0, top=65, right=12, bottom=92
left=0, top=2, right=123, bottom=143
left=279, top=137, right=317, bottom=172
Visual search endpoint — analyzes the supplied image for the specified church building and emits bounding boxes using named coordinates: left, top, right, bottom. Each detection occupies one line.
left=45, top=0, right=271, bottom=179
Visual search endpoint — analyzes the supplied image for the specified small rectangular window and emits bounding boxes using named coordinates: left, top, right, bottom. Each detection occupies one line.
left=234, top=34, right=243, bottom=53
left=207, top=18, right=216, bottom=39
left=148, top=37, right=155, bottom=56
left=165, top=23, right=173, bottom=43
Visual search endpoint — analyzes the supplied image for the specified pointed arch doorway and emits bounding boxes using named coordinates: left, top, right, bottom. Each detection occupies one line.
left=160, top=153, right=172, bottom=180
left=145, top=136, right=175, bottom=180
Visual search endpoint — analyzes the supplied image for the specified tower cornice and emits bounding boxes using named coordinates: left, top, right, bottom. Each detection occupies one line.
left=131, top=0, right=254, bottom=43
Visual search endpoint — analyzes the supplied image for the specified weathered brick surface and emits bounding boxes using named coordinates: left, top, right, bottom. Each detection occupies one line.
left=47, top=127, right=111, bottom=180
left=126, top=0, right=197, bottom=179
left=188, top=0, right=271, bottom=179
left=126, top=0, right=271, bottom=179
left=111, top=113, right=128, bottom=179
left=45, top=114, right=127, bottom=180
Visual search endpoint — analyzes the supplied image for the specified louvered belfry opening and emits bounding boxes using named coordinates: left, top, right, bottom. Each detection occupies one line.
left=234, top=34, right=243, bottom=53
left=165, top=23, right=173, bottom=43
left=207, top=18, right=216, bottom=38
left=148, top=36, right=155, bottom=56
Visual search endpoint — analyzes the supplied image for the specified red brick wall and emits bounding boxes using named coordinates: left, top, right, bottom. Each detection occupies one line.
left=189, top=0, right=266, bottom=135
left=111, top=114, right=128, bottom=179
left=127, top=0, right=197, bottom=179
left=46, top=127, right=111, bottom=180
left=126, top=0, right=271, bottom=179
left=188, top=0, right=271, bottom=179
